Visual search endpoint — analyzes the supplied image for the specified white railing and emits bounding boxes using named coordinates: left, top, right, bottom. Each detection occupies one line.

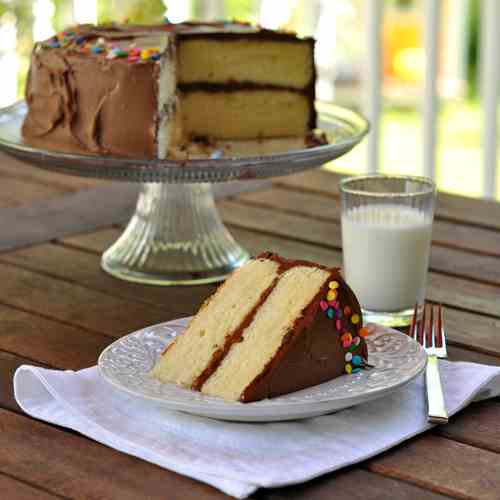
left=362, top=0, right=499, bottom=198
left=480, top=0, right=500, bottom=198
left=363, top=0, right=382, bottom=174
left=422, top=0, right=440, bottom=180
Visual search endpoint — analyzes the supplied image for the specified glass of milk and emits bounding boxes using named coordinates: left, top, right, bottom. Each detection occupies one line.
left=340, top=175, right=436, bottom=327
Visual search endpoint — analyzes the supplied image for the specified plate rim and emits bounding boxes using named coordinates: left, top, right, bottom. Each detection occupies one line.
left=97, top=318, right=427, bottom=411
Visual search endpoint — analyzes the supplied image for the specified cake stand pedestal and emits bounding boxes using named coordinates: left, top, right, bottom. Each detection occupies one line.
left=0, top=101, right=368, bottom=286
left=101, top=182, right=249, bottom=285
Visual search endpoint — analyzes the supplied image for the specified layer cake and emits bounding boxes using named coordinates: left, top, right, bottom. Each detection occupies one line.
left=152, top=252, right=369, bottom=402
left=22, top=21, right=316, bottom=159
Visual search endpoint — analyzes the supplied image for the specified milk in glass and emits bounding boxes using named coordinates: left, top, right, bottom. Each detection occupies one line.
left=341, top=204, right=433, bottom=312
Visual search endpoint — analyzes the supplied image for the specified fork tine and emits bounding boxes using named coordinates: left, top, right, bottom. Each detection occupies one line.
left=409, top=303, right=418, bottom=338
left=427, top=304, right=434, bottom=348
left=417, top=303, right=426, bottom=345
left=436, top=303, right=443, bottom=348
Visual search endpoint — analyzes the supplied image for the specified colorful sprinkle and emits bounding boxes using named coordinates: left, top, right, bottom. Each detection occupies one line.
left=319, top=300, right=328, bottom=312
left=327, top=300, right=338, bottom=308
left=335, top=319, right=342, bottom=331
left=341, top=332, right=353, bottom=343
left=348, top=343, right=358, bottom=353
left=359, top=327, right=369, bottom=338
left=343, top=306, right=351, bottom=316
left=345, top=352, right=352, bottom=362
left=352, top=355, right=362, bottom=366
left=326, top=290, right=337, bottom=301
left=351, top=314, right=360, bottom=325
left=353, top=336, right=361, bottom=346
left=345, top=363, right=352, bottom=374
left=337, top=308, right=343, bottom=319
left=352, top=368, right=361, bottom=374
left=329, top=281, right=339, bottom=290
left=41, top=29, right=163, bottom=64
left=327, top=307, right=335, bottom=319
left=342, top=339, right=352, bottom=349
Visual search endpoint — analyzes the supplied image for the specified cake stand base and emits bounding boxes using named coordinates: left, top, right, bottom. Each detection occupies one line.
left=101, top=182, right=250, bottom=286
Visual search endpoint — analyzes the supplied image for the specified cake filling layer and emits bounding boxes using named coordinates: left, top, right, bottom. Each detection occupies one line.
left=151, top=258, right=280, bottom=388
left=201, top=265, right=330, bottom=401
left=180, top=90, right=312, bottom=139
left=178, top=39, right=313, bottom=89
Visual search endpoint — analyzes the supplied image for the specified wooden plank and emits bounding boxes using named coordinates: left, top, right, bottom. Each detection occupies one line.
left=264, top=468, right=449, bottom=500
left=238, top=187, right=500, bottom=257
left=0, top=183, right=137, bottom=253
left=0, top=262, right=171, bottom=338
left=0, top=305, right=111, bottom=371
left=61, top=226, right=500, bottom=320
left=0, top=473, right=62, bottom=500
left=219, top=200, right=500, bottom=287
left=276, top=169, right=500, bottom=231
left=62, top=227, right=120, bottom=253
left=447, top=345, right=500, bottom=366
left=0, top=409, right=230, bottom=500
left=0, top=244, right=214, bottom=315
left=437, top=400, right=500, bottom=454
left=0, top=152, right=106, bottom=192
left=368, top=434, right=500, bottom=499
left=0, top=176, right=67, bottom=208
left=425, top=273, right=500, bottom=319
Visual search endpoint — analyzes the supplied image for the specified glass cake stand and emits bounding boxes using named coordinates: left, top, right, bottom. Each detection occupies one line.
left=0, top=101, right=368, bottom=285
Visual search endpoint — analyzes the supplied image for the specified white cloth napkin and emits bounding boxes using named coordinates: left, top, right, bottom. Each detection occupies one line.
left=14, top=361, right=500, bottom=499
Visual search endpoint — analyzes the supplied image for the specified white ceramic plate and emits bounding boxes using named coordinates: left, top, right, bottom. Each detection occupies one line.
left=98, top=317, right=427, bottom=422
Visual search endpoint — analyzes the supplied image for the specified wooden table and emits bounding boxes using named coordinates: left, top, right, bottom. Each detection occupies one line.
left=1, top=155, right=500, bottom=500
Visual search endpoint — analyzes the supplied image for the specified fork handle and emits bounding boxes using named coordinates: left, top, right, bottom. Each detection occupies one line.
left=426, top=355, right=448, bottom=424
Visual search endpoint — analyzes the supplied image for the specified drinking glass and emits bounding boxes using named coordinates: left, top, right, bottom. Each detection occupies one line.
left=339, top=175, right=436, bottom=327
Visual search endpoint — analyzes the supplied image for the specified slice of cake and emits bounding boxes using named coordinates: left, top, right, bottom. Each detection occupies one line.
left=152, top=252, right=369, bottom=402
left=22, top=21, right=316, bottom=159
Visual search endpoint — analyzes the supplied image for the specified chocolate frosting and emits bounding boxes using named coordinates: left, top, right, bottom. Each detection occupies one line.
left=23, top=48, right=159, bottom=157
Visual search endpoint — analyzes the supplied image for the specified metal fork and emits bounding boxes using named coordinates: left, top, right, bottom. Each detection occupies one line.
left=410, top=303, right=448, bottom=424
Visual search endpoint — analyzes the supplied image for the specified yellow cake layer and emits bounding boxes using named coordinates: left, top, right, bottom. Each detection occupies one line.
left=179, top=90, right=311, bottom=139
left=151, top=258, right=280, bottom=388
left=201, top=266, right=330, bottom=401
left=178, top=39, right=313, bottom=89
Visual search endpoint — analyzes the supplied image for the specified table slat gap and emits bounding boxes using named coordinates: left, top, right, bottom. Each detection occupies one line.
left=0, top=297, right=119, bottom=341
left=434, top=431, right=500, bottom=455
left=0, top=253, right=200, bottom=315
left=366, top=433, right=500, bottom=499
left=0, top=471, right=69, bottom=500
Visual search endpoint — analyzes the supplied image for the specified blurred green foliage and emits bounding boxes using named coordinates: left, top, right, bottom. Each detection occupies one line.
left=98, top=0, right=165, bottom=24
